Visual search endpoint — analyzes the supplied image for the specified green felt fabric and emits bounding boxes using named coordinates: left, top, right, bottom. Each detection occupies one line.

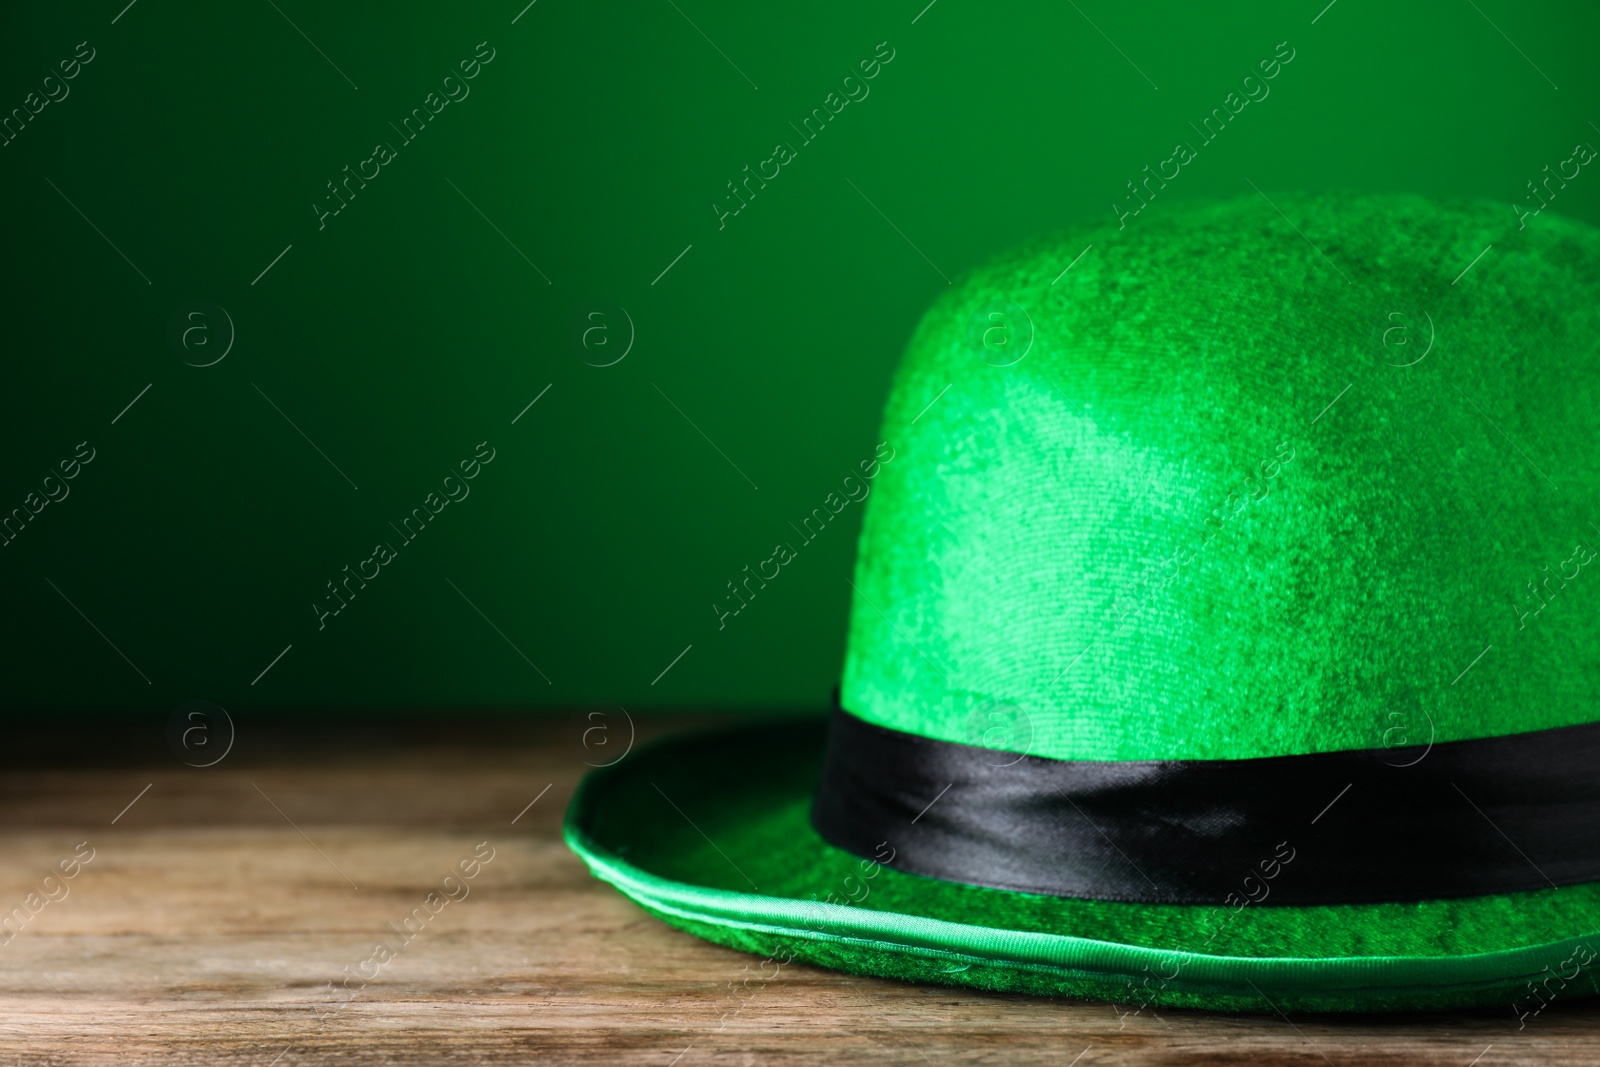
left=843, top=194, right=1600, bottom=760
left=566, top=719, right=1600, bottom=1012
left=566, top=194, right=1600, bottom=1012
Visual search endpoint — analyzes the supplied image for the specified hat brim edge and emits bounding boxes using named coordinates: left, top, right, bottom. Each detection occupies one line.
left=563, top=718, right=1600, bottom=1013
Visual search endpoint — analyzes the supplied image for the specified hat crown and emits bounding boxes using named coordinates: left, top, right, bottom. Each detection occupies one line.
left=841, top=193, right=1600, bottom=761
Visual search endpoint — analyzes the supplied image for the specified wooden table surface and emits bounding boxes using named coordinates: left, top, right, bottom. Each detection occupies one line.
left=4, top=713, right=1596, bottom=1066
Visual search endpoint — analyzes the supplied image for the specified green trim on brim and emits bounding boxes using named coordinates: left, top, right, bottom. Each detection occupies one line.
left=564, top=717, right=1600, bottom=1013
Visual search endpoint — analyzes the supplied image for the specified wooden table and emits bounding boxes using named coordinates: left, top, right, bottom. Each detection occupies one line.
left=3, top=714, right=1594, bottom=1065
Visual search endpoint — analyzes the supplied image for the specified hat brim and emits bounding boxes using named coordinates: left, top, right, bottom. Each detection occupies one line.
left=564, top=717, right=1600, bottom=1013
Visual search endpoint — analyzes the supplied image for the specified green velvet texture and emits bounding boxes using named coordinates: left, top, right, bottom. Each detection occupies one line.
left=566, top=195, right=1600, bottom=1012
left=843, top=194, right=1600, bottom=760
left=567, top=720, right=1600, bottom=1012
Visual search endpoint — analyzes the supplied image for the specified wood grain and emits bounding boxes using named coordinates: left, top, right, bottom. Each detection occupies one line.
left=0, top=715, right=1593, bottom=1065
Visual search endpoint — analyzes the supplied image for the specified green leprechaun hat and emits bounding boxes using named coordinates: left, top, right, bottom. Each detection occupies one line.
left=565, top=192, right=1600, bottom=1013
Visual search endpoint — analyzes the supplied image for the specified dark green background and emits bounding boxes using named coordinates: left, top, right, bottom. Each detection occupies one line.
left=1, top=0, right=1596, bottom=717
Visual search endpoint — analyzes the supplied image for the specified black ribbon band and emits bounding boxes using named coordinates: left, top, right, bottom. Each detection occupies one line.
left=810, top=706, right=1600, bottom=905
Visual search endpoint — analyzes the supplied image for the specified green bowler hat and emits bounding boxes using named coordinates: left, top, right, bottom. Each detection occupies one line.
left=566, top=193, right=1600, bottom=1013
